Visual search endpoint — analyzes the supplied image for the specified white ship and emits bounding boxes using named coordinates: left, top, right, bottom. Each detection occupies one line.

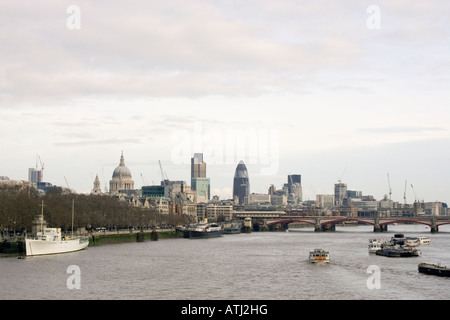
left=368, top=239, right=383, bottom=253
left=25, top=200, right=89, bottom=256
left=25, top=228, right=89, bottom=256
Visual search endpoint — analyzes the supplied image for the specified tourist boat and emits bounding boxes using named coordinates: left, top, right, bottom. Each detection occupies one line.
left=375, top=245, right=421, bottom=258
left=418, top=263, right=450, bottom=277
left=368, top=239, right=383, bottom=253
left=188, top=219, right=223, bottom=239
left=418, top=236, right=431, bottom=245
left=309, top=249, right=330, bottom=263
left=404, top=237, right=420, bottom=247
left=25, top=200, right=89, bottom=256
left=223, top=222, right=242, bottom=235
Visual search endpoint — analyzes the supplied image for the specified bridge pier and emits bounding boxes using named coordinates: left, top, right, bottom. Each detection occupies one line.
left=431, top=218, right=439, bottom=233
left=373, top=224, right=388, bottom=232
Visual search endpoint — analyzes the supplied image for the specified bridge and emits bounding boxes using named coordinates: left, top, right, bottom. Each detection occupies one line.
left=234, top=212, right=450, bottom=233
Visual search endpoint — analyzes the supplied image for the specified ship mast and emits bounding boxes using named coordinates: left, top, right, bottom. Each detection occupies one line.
left=71, top=199, right=74, bottom=239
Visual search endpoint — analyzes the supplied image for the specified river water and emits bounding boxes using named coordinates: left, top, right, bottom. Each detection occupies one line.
left=1, top=224, right=450, bottom=300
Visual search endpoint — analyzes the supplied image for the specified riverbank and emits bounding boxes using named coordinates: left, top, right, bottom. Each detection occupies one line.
left=89, top=229, right=177, bottom=246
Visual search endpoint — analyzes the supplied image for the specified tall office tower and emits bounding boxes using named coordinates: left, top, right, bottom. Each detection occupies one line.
left=191, top=153, right=206, bottom=188
left=287, top=174, right=302, bottom=202
left=334, top=182, right=348, bottom=206
left=191, top=153, right=209, bottom=201
left=233, top=160, right=250, bottom=205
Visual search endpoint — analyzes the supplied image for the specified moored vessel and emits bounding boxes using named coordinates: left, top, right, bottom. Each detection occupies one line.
left=418, top=263, right=450, bottom=277
left=375, top=245, right=421, bottom=258
left=188, top=219, right=223, bottom=239
left=25, top=200, right=89, bottom=256
left=368, top=239, right=383, bottom=253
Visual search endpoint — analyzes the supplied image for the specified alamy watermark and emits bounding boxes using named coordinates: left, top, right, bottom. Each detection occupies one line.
left=66, top=265, right=81, bottom=290
left=66, top=5, right=81, bottom=30
left=366, top=5, right=381, bottom=30
left=366, top=265, right=381, bottom=290
left=171, top=122, right=280, bottom=175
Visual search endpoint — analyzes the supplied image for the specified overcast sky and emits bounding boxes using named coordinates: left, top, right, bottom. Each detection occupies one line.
left=1, top=1, right=449, bottom=204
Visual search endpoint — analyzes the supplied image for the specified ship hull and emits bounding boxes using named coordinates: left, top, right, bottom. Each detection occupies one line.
left=25, top=238, right=89, bottom=256
left=189, top=230, right=223, bottom=239
left=418, top=263, right=450, bottom=277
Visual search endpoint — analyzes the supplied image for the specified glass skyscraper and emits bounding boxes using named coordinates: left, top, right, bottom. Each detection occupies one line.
left=233, top=160, right=250, bottom=205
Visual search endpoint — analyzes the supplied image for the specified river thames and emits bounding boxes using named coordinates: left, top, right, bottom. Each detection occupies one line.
left=1, top=224, right=450, bottom=300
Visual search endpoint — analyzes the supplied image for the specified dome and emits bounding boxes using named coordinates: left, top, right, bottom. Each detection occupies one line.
left=112, top=152, right=132, bottom=178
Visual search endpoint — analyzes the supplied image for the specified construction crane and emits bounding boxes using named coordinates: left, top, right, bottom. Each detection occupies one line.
left=387, top=173, right=392, bottom=201
left=36, top=154, right=45, bottom=181
left=403, top=180, right=407, bottom=205
left=158, top=160, right=169, bottom=186
left=140, top=173, right=148, bottom=186
left=411, top=184, right=418, bottom=203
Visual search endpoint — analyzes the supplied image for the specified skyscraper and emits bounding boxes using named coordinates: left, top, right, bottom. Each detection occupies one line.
left=191, top=153, right=209, bottom=201
left=233, top=160, right=250, bottom=205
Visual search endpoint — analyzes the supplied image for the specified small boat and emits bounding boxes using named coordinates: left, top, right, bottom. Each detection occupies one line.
left=309, top=249, right=330, bottom=263
left=418, top=236, right=431, bottom=245
left=418, top=263, right=450, bottom=277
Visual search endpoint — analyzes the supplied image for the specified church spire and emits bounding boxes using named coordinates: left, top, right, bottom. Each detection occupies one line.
left=120, top=151, right=125, bottom=166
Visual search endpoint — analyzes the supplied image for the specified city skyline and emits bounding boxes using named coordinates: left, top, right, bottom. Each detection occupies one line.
left=1, top=1, right=449, bottom=204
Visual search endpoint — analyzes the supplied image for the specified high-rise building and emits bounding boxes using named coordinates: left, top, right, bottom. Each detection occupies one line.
left=334, top=182, right=347, bottom=206
left=287, top=174, right=302, bottom=203
left=28, top=168, right=43, bottom=184
left=191, top=153, right=206, bottom=185
left=233, top=160, right=250, bottom=205
left=191, top=153, right=209, bottom=201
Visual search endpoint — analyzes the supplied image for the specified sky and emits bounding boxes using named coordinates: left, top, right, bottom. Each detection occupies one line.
left=1, top=1, right=449, bottom=204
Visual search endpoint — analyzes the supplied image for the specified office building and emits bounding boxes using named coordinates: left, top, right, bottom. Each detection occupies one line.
left=233, top=160, right=250, bottom=205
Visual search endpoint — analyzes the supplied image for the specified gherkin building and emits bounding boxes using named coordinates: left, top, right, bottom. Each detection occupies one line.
left=233, top=160, right=250, bottom=205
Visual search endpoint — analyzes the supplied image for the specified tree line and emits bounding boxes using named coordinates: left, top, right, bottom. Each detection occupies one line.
left=0, top=185, right=193, bottom=234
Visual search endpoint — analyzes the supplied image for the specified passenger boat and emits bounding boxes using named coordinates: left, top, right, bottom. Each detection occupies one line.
left=309, top=249, right=330, bottom=263
left=418, top=263, right=450, bottom=277
left=375, top=245, right=421, bottom=258
left=188, top=219, right=223, bottom=239
left=25, top=200, right=89, bottom=256
left=404, top=237, right=420, bottom=247
left=223, top=222, right=242, bottom=234
left=368, top=239, right=383, bottom=253
left=418, top=236, right=431, bottom=245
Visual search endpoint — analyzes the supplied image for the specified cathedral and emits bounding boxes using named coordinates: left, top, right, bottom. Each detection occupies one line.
left=109, top=151, right=135, bottom=195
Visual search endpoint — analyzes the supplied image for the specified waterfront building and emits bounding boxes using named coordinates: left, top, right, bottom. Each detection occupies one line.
left=316, top=194, right=335, bottom=209
left=197, top=203, right=233, bottom=222
left=233, top=160, right=250, bottom=205
left=109, top=151, right=135, bottom=195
